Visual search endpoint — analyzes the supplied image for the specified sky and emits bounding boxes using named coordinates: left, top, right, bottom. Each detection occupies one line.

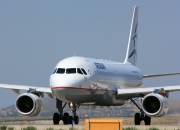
left=0, top=1, right=180, bottom=109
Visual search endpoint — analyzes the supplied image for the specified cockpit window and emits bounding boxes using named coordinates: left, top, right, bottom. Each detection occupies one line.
left=52, top=68, right=57, bottom=74
left=77, top=68, right=83, bottom=75
left=57, top=68, right=65, bottom=74
left=55, top=68, right=86, bottom=75
left=81, top=68, right=87, bottom=75
left=66, top=68, right=76, bottom=74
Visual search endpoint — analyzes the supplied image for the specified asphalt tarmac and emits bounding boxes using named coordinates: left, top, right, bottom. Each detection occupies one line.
left=2, top=124, right=180, bottom=130
left=0, top=120, right=180, bottom=130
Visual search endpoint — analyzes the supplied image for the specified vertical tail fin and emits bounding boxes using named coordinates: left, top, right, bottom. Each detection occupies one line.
left=124, top=6, right=138, bottom=66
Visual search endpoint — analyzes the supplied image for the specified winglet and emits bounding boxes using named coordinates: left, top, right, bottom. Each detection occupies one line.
left=124, top=6, right=139, bottom=66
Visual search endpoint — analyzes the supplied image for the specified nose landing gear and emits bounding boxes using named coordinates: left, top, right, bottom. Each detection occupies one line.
left=70, top=102, right=79, bottom=124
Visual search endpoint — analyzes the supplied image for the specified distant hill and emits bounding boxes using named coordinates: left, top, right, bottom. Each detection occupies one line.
left=0, top=97, right=180, bottom=118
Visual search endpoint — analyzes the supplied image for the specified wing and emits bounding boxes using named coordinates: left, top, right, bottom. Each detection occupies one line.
left=0, top=83, right=54, bottom=98
left=117, top=85, right=180, bottom=99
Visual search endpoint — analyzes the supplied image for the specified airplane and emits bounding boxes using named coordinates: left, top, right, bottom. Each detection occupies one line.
left=1, top=6, right=180, bottom=126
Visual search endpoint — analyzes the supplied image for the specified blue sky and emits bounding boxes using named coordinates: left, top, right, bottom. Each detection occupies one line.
left=0, top=1, right=180, bottom=108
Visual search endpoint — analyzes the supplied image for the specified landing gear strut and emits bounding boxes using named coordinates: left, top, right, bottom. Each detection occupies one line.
left=53, top=99, right=79, bottom=125
left=130, top=98, right=151, bottom=125
left=70, top=102, right=79, bottom=124
left=53, top=99, right=68, bottom=125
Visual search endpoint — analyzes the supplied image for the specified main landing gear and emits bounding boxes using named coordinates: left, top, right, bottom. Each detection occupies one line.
left=130, top=99, right=151, bottom=125
left=53, top=99, right=79, bottom=125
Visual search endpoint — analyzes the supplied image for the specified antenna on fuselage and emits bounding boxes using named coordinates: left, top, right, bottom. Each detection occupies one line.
left=74, top=52, right=76, bottom=56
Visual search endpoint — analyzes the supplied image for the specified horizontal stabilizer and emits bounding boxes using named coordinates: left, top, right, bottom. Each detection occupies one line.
left=143, top=73, right=180, bottom=78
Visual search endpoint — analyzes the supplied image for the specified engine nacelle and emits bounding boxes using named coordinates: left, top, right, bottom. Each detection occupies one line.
left=142, top=93, right=169, bottom=117
left=15, top=93, right=43, bottom=117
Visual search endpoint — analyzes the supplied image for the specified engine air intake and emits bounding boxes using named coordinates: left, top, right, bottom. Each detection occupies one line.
left=143, top=96, right=160, bottom=113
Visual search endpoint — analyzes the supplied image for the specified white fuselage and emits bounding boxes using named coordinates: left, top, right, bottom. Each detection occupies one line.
left=50, top=56, right=143, bottom=106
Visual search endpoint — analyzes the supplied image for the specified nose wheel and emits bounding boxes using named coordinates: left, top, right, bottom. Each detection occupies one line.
left=70, top=102, right=79, bottom=124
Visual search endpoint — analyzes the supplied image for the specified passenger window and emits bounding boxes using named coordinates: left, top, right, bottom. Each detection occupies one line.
left=66, top=68, right=76, bottom=74
left=81, top=68, right=87, bottom=75
left=52, top=68, right=57, bottom=74
left=57, top=68, right=65, bottom=74
left=77, top=68, right=83, bottom=75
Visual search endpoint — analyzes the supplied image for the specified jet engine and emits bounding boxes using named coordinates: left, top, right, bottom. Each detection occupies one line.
left=142, top=93, right=169, bottom=117
left=15, top=93, right=43, bottom=116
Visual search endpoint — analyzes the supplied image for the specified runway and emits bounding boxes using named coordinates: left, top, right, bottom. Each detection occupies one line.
left=0, top=119, right=180, bottom=130
left=1, top=124, right=180, bottom=130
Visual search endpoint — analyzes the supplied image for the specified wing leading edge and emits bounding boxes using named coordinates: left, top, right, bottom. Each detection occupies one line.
left=0, top=84, right=53, bottom=98
left=117, top=85, right=180, bottom=99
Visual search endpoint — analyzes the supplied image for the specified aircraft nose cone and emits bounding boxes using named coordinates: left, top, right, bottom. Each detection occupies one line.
left=50, top=74, right=72, bottom=88
left=50, top=74, right=89, bottom=102
left=50, top=74, right=87, bottom=88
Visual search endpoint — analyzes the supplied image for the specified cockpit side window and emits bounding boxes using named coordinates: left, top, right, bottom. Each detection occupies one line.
left=57, top=68, right=65, bottom=74
left=81, top=68, right=87, bottom=75
left=52, top=68, right=57, bottom=74
left=66, top=68, right=76, bottom=74
left=77, top=68, right=83, bottom=75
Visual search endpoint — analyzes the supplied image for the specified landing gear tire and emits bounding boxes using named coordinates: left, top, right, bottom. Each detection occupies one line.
left=144, top=115, right=151, bottom=125
left=131, top=99, right=151, bottom=125
left=68, top=116, right=73, bottom=124
left=63, top=113, right=69, bottom=125
left=53, top=113, right=60, bottom=125
left=74, top=116, right=79, bottom=124
left=134, top=113, right=141, bottom=125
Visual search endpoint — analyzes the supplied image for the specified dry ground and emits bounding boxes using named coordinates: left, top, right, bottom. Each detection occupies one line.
left=3, top=125, right=180, bottom=130
left=0, top=115, right=180, bottom=130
